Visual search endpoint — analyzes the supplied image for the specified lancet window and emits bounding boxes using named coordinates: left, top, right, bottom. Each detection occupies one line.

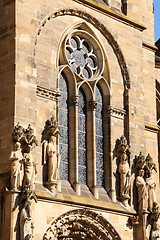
left=78, top=88, right=87, bottom=184
left=95, top=85, right=104, bottom=187
left=59, top=72, right=69, bottom=180
left=58, top=23, right=109, bottom=194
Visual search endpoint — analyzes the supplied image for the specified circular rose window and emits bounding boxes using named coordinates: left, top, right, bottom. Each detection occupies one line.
left=64, top=32, right=103, bottom=79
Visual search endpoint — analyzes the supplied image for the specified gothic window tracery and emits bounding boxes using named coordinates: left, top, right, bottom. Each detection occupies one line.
left=58, top=24, right=109, bottom=194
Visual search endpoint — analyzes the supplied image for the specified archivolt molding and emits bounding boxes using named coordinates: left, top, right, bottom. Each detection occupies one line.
left=33, top=9, right=130, bottom=90
left=42, top=209, right=122, bottom=240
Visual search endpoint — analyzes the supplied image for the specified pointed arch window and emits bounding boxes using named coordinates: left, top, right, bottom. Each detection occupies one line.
left=58, top=24, right=110, bottom=196
left=95, top=84, right=104, bottom=187
left=78, top=88, right=87, bottom=184
left=59, top=72, right=69, bottom=180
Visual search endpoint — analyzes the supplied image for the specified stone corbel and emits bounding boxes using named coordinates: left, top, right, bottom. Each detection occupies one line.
left=36, top=85, right=61, bottom=101
left=106, top=105, right=126, bottom=120
left=89, top=100, right=97, bottom=111
left=72, top=95, right=79, bottom=106
left=127, top=216, right=139, bottom=229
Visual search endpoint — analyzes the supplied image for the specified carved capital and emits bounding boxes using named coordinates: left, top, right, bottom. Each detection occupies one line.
left=89, top=100, right=97, bottom=110
left=72, top=95, right=79, bottom=106
left=106, top=105, right=126, bottom=119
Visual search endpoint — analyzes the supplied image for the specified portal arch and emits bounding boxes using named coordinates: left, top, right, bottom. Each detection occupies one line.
left=43, top=209, right=122, bottom=240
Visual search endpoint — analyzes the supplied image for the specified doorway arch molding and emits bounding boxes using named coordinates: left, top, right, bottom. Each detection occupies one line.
left=42, top=208, right=122, bottom=240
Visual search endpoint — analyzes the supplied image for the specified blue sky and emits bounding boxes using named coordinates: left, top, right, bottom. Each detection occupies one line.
left=154, top=0, right=160, bottom=42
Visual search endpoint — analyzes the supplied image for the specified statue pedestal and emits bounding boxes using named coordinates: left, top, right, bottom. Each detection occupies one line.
left=91, top=185, right=99, bottom=199
left=46, top=180, right=58, bottom=193
left=120, top=194, right=130, bottom=207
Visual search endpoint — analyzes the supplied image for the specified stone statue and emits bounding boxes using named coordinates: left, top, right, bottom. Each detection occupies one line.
left=23, top=145, right=37, bottom=190
left=47, top=136, right=59, bottom=182
left=150, top=202, right=160, bottom=224
left=119, top=152, right=130, bottom=198
left=146, top=173, right=156, bottom=211
left=145, top=154, right=157, bottom=211
left=136, top=169, right=148, bottom=212
left=151, top=223, right=160, bottom=240
left=20, top=199, right=34, bottom=240
left=10, top=141, right=23, bottom=190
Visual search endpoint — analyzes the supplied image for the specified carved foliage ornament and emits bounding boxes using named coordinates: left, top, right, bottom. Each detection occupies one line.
left=12, top=123, right=38, bottom=146
left=117, top=135, right=130, bottom=154
left=46, top=116, right=62, bottom=137
left=43, top=209, right=122, bottom=240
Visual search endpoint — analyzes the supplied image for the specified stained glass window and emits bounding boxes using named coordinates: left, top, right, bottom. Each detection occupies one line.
left=65, top=36, right=98, bottom=79
left=78, top=88, right=87, bottom=184
left=59, top=72, right=69, bottom=180
left=95, top=85, right=104, bottom=186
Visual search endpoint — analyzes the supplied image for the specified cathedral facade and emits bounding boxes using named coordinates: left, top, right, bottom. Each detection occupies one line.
left=0, top=0, right=160, bottom=239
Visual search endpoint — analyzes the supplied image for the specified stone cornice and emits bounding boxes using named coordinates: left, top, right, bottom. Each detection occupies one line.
left=73, top=0, right=146, bottom=31
left=106, top=106, right=126, bottom=119
left=145, top=124, right=159, bottom=133
left=36, top=85, right=61, bottom=101
left=142, top=42, right=158, bottom=52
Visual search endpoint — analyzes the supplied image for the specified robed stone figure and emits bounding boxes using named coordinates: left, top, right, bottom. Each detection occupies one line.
left=136, top=169, right=148, bottom=212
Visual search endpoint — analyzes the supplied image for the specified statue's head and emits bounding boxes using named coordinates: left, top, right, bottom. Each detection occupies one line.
left=15, top=141, right=21, bottom=150
left=121, top=153, right=127, bottom=162
left=139, top=169, right=144, bottom=177
left=49, top=135, right=55, bottom=143
left=153, top=222, right=159, bottom=230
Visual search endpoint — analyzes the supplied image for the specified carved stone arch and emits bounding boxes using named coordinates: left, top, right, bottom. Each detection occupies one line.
left=42, top=209, right=122, bottom=240
left=59, top=65, right=78, bottom=96
left=78, top=80, right=94, bottom=103
left=94, top=77, right=110, bottom=106
left=33, top=9, right=130, bottom=90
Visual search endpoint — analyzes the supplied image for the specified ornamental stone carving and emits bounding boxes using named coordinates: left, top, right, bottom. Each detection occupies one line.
left=43, top=209, right=122, bottom=240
